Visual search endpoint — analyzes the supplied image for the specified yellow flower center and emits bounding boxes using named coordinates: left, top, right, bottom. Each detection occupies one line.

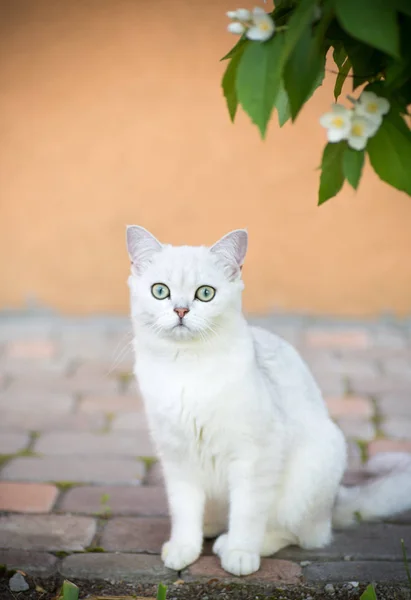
left=259, top=21, right=271, bottom=31
left=366, top=102, right=378, bottom=113
left=351, top=123, right=364, bottom=137
left=331, top=117, right=345, bottom=128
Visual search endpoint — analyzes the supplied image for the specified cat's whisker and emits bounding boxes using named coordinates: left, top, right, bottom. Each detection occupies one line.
left=108, top=339, right=133, bottom=374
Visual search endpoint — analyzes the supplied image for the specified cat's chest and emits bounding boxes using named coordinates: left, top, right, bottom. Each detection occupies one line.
left=135, top=353, right=257, bottom=447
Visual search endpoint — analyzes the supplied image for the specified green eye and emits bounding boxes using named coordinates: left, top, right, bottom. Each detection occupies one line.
left=151, top=283, right=170, bottom=300
left=195, top=285, right=216, bottom=302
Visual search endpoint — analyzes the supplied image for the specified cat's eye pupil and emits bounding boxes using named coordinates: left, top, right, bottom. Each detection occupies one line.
left=151, top=283, right=170, bottom=300
left=195, top=285, right=216, bottom=302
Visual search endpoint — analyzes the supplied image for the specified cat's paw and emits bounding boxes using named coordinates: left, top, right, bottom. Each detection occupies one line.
left=221, top=549, right=260, bottom=576
left=161, top=541, right=201, bottom=571
left=212, top=533, right=228, bottom=556
left=213, top=535, right=260, bottom=576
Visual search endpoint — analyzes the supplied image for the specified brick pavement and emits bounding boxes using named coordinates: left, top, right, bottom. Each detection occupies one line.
left=0, top=313, right=411, bottom=591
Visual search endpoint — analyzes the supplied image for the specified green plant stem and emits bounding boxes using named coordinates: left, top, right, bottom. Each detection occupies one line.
left=401, top=538, right=411, bottom=590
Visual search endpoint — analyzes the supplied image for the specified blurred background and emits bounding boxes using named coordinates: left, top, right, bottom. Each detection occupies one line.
left=1, top=0, right=411, bottom=317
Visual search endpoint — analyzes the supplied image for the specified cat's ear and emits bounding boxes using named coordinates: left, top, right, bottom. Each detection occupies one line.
left=210, top=229, right=248, bottom=280
left=126, top=225, right=162, bottom=274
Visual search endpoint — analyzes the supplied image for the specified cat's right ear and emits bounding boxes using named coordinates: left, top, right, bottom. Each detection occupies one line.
left=126, top=225, right=162, bottom=275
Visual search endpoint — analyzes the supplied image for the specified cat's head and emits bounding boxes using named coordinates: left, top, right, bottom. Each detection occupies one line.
left=126, top=226, right=247, bottom=343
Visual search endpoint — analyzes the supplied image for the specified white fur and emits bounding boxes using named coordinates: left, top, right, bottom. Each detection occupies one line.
left=126, top=226, right=411, bottom=576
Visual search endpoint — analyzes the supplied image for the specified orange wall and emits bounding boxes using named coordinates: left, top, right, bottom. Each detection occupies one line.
left=1, top=0, right=411, bottom=316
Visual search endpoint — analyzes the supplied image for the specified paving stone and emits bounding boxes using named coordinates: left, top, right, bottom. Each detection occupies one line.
left=314, top=375, right=345, bottom=396
left=112, top=411, right=150, bottom=431
left=326, top=396, right=374, bottom=420
left=304, top=560, right=410, bottom=583
left=383, top=357, right=411, bottom=378
left=74, top=361, right=134, bottom=379
left=368, top=439, right=411, bottom=455
left=60, top=552, right=176, bottom=582
left=101, top=517, right=169, bottom=552
left=0, top=514, right=96, bottom=551
left=34, top=431, right=155, bottom=457
left=0, top=549, right=58, bottom=576
left=60, top=485, right=168, bottom=516
left=377, top=392, right=411, bottom=418
left=0, top=482, right=58, bottom=512
left=5, top=374, right=118, bottom=396
left=346, top=440, right=363, bottom=471
left=348, top=374, right=411, bottom=395
left=5, top=340, right=57, bottom=359
left=382, top=418, right=411, bottom=440
left=384, top=511, right=411, bottom=524
left=0, top=392, right=74, bottom=413
left=1, top=457, right=145, bottom=485
left=80, top=395, right=143, bottom=414
left=304, top=329, right=370, bottom=349
left=276, top=523, right=411, bottom=562
left=341, top=470, right=369, bottom=486
left=183, top=555, right=302, bottom=583
left=0, top=411, right=106, bottom=432
left=146, top=462, right=163, bottom=486
left=0, top=432, right=29, bottom=454
left=337, top=419, right=375, bottom=441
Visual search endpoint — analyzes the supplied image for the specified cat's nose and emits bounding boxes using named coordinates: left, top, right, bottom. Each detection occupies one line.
left=174, top=307, right=189, bottom=319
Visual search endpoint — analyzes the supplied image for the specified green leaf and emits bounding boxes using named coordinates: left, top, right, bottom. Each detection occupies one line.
left=367, top=114, right=411, bottom=196
left=157, top=584, right=168, bottom=600
left=280, top=0, right=317, bottom=68
left=360, top=584, right=377, bottom=600
left=222, top=44, right=246, bottom=122
left=343, top=146, right=364, bottom=190
left=236, top=34, right=284, bottom=138
left=276, top=81, right=291, bottom=127
left=394, top=0, right=411, bottom=17
left=343, top=40, right=381, bottom=89
left=221, top=37, right=247, bottom=61
left=62, top=580, right=79, bottom=600
left=318, top=142, right=346, bottom=205
left=334, top=57, right=351, bottom=100
left=332, top=42, right=347, bottom=70
left=335, top=0, right=400, bottom=58
left=283, top=27, right=325, bottom=120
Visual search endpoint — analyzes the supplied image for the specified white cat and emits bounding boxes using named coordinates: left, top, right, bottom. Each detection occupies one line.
left=126, top=226, right=411, bottom=576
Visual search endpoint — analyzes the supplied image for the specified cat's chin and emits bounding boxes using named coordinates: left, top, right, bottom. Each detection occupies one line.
left=169, top=324, right=198, bottom=341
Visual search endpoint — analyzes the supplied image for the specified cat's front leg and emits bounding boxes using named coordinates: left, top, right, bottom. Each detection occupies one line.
left=161, top=462, right=205, bottom=571
left=213, top=458, right=275, bottom=576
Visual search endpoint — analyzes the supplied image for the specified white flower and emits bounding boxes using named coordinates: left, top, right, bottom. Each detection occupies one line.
left=354, top=91, right=390, bottom=126
left=319, top=104, right=352, bottom=143
left=347, top=115, right=377, bottom=150
left=226, top=8, right=251, bottom=21
left=227, top=21, right=246, bottom=34
left=236, top=8, right=252, bottom=21
left=246, top=7, right=275, bottom=41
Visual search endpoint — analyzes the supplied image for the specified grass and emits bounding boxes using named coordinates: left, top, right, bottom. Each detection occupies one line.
left=369, top=396, right=385, bottom=438
left=99, top=411, right=116, bottom=434
left=139, top=456, right=157, bottom=469
left=355, top=439, right=369, bottom=463
left=53, top=481, right=83, bottom=491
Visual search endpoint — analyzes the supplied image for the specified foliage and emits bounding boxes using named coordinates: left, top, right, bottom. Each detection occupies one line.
left=360, top=584, right=377, bottom=600
left=222, top=0, right=411, bottom=204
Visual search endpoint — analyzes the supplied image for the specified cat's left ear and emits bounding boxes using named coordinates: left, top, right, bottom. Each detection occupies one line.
left=126, top=225, right=162, bottom=275
left=210, top=229, right=248, bottom=279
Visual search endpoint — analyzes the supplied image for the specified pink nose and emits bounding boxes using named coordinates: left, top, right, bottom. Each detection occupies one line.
left=174, top=307, right=189, bottom=319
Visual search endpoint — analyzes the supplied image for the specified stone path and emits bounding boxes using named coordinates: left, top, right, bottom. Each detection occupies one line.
left=0, top=313, right=411, bottom=593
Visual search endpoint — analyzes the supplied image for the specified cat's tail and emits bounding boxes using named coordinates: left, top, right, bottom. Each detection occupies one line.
left=332, top=452, right=411, bottom=527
